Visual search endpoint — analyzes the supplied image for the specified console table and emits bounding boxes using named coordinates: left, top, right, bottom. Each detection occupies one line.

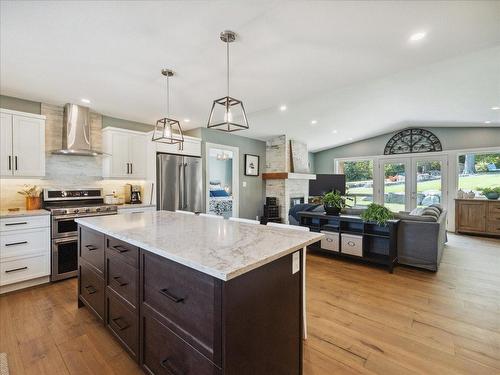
left=298, top=211, right=399, bottom=273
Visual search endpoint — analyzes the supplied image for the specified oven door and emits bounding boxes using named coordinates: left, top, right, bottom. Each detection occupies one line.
left=51, top=237, right=78, bottom=281
left=52, top=215, right=79, bottom=238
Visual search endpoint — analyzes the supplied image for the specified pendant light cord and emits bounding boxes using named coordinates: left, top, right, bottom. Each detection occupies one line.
left=226, top=38, right=230, bottom=98
left=166, top=74, right=170, bottom=117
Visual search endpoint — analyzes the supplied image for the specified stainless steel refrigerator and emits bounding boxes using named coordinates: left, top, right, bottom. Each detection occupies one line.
left=157, top=153, right=203, bottom=212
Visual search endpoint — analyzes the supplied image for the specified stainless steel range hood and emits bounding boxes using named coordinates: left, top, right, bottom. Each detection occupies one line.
left=52, top=103, right=102, bottom=156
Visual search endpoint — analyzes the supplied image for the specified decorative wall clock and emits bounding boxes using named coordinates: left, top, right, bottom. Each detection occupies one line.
left=384, top=128, right=442, bottom=155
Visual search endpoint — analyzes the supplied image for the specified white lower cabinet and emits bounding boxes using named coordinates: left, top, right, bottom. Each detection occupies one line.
left=0, top=214, right=50, bottom=292
left=117, top=206, right=156, bottom=215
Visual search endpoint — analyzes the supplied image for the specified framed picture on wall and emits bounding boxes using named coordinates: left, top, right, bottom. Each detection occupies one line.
left=244, top=154, right=260, bottom=176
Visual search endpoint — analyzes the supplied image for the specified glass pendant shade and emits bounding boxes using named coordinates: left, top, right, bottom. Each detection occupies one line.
left=152, top=69, right=184, bottom=148
left=207, top=30, right=249, bottom=132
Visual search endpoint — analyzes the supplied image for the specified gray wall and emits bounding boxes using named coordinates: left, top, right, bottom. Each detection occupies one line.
left=0, top=95, right=41, bottom=114
left=314, top=127, right=500, bottom=173
left=186, top=128, right=266, bottom=220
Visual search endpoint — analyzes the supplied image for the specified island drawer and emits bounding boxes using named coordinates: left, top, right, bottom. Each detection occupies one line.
left=106, top=236, right=139, bottom=267
left=141, top=310, right=221, bottom=375
left=79, top=263, right=104, bottom=320
left=142, top=251, right=221, bottom=364
left=106, top=252, right=138, bottom=309
left=106, top=289, right=138, bottom=360
left=79, top=227, right=105, bottom=274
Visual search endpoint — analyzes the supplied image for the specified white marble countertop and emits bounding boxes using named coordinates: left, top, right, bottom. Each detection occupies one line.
left=76, top=211, right=323, bottom=281
left=0, top=209, right=50, bottom=219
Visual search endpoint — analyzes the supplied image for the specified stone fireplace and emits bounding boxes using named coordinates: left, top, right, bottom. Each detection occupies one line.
left=263, top=135, right=315, bottom=223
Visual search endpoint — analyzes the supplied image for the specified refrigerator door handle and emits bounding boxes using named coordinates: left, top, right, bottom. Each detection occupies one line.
left=183, top=163, right=188, bottom=209
left=178, top=163, right=184, bottom=209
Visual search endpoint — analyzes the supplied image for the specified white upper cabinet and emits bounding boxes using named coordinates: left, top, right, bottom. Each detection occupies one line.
left=0, top=109, right=45, bottom=177
left=102, top=127, right=147, bottom=179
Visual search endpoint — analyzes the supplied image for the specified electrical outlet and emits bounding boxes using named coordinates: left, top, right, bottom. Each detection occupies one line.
left=292, top=252, right=300, bottom=274
left=242, top=181, right=247, bottom=187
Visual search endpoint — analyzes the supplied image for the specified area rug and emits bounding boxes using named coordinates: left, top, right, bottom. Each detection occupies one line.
left=0, top=353, right=9, bottom=375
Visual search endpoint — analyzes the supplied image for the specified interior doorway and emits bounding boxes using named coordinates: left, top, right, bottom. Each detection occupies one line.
left=205, top=143, right=239, bottom=218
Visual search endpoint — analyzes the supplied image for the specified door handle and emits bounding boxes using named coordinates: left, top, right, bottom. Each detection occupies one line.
left=183, top=163, right=187, bottom=209
left=14, top=156, right=18, bottom=171
left=8, top=155, right=11, bottom=171
left=85, top=244, right=98, bottom=251
left=5, top=266, right=28, bottom=273
left=111, top=317, right=130, bottom=331
left=126, top=163, right=129, bottom=174
left=112, top=276, right=128, bottom=287
left=110, top=245, right=128, bottom=253
left=130, top=163, right=133, bottom=174
left=5, top=222, right=27, bottom=226
left=160, top=358, right=182, bottom=375
left=5, top=241, right=28, bottom=247
left=178, top=164, right=183, bottom=209
left=159, top=288, right=184, bottom=303
left=84, top=285, right=97, bottom=294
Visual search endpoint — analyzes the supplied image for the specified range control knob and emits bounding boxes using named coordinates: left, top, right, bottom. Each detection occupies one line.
left=74, top=209, right=79, bottom=214
left=96, top=207, right=101, bottom=212
left=106, top=206, right=111, bottom=211
left=85, top=208, right=91, bottom=213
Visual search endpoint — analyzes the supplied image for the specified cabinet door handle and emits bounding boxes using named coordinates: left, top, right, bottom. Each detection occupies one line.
left=84, top=285, right=97, bottom=294
left=159, top=288, right=184, bottom=303
left=126, top=163, right=129, bottom=174
left=111, top=317, right=130, bottom=331
left=8, top=155, right=11, bottom=170
left=160, top=358, right=182, bottom=375
left=347, top=241, right=356, bottom=247
left=5, top=241, right=28, bottom=247
left=14, top=156, right=18, bottom=170
left=5, top=266, right=28, bottom=273
left=130, top=163, right=133, bottom=174
left=5, top=222, right=27, bottom=226
left=110, top=245, right=128, bottom=253
left=85, top=244, right=98, bottom=251
left=112, top=276, right=128, bottom=287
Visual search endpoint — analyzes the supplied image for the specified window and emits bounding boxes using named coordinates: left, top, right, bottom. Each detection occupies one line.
left=458, top=152, right=500, bottom=197
left=337, top=159, right=374, bottom=208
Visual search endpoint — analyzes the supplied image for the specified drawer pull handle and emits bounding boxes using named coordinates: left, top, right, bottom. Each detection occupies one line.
left=5, top=241, right=28, bottom=247
left=347, top=241, right=356, bottom=247
left=85, top=245, right=98, bottom=251
left=111, top=317, right=130, bottom=331
left=84, top=285, right=97, bottom=294
left=5, top=266, right=28, bottom=273
left=111, top=245, right=128, bottom=253
left=160, top=358, right=182, bottom=375
left=112, top=276, right=128, bottom=287
left=5, top=222, right=28, bottom=226
left=159, top=288, right=184, bottom=303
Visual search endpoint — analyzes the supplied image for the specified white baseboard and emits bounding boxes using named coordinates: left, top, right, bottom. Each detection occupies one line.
left=0, top=276, right=50, bottom=294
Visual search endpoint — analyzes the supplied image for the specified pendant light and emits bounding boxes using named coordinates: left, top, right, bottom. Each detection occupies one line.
left=152, top=69, right=184, bottom=148
left=207, top=30, right=249, bottom=132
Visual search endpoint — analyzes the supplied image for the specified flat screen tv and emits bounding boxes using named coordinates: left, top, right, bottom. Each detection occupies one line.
left=309, top=174, right=346, bottom=196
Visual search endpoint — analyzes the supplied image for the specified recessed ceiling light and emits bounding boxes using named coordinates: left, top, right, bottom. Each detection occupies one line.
left=409, top=31, right=426, bottom=42
left=183, top=118, right=190, bottom=123
left=492, top=106, right=499, bottom=110
left=81, top=98, right=91, bottom=104
left=279, top=105, right=287, bottom=111
left=311, top=120, right=318, bottom=125
left=332, top=130, right=338, bottom=134
left=484, top=121, right=491, bottom=124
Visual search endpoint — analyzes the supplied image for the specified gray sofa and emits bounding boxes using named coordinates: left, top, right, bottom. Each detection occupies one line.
left=395, top=209, right=447, bottom=271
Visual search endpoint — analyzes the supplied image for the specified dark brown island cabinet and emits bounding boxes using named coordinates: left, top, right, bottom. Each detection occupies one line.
left=77, top=225, right=304, bottom=375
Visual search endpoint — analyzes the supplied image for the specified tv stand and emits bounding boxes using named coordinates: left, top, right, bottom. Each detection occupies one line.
left=298, top=211, right=399, bottom=273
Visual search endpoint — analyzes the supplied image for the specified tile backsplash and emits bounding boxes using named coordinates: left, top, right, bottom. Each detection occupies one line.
left=0, top=103, right=153, bottom=210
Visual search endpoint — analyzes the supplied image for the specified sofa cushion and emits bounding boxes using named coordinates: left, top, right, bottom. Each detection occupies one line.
left=429, top=203, right=444, bottom=213
left=421, top=207, right=440, bottom=221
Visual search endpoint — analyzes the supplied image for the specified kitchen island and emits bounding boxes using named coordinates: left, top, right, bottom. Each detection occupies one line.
left=75, top=211, right=323, bottom=375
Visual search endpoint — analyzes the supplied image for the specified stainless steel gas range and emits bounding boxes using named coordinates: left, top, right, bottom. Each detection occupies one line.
left=43, top=188, right=117, bottom=281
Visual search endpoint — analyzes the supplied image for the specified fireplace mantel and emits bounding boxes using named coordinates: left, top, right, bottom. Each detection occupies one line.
left=262, top=172, right=316, bottom=180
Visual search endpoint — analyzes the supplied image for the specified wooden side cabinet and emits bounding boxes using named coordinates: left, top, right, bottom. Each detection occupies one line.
left=455, top=199, right=500, bottom=237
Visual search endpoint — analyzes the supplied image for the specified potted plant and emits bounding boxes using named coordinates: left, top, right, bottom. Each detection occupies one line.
left=18, top=184, right=42, bottom=210
left=322, top=190, right=347, bottom=216
left=360, top=203, right=394, bottom=226
left=477, top=187, right=500, bottom=200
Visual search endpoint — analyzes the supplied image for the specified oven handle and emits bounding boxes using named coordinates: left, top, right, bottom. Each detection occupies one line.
left=53, top=237, right=78, bottom=244
left=52, top=212, right=117, bottom=220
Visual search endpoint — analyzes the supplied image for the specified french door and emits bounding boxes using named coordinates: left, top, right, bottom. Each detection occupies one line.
left=379, top=155, right=447, bottom=212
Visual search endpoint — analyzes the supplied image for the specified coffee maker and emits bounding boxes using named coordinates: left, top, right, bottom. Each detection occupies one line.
left=125, top=184, right=142, bottom=204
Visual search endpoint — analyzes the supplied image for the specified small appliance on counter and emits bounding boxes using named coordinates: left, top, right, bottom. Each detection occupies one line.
left=125, top=184, right=142, bottom=204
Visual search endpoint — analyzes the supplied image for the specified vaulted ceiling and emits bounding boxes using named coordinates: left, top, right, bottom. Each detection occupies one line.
left=1, top=1, right=499, bottom=151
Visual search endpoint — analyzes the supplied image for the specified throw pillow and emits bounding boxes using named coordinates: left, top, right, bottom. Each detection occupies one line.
left=409, top=207, right=424, bottom=216
left=429, top=203, right=443, bottom=213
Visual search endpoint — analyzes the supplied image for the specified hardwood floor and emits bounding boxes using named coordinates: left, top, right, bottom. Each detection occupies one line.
left=1, top=233, right=499, bottom=374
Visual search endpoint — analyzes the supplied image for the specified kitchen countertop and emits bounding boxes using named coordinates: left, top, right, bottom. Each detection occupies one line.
left=0, top=209, right=50, bottom=219
left=76, top=211, right=323, bottom=281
